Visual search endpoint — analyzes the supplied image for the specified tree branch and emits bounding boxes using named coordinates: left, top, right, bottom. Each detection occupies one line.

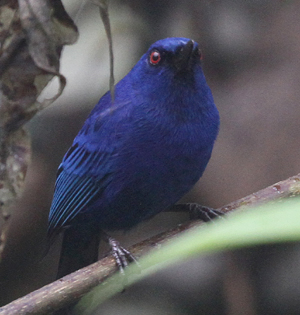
left=0, top=173, right=300, bottom=314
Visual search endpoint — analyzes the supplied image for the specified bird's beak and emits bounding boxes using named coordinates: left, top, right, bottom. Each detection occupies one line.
left=174, top=40, right=195, bottom=72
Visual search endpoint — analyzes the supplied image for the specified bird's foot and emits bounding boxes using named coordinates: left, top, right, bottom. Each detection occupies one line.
left=169, top=203, right=225, bottom=222
left=108, top=237, right=138, bottom=274
left=102, top=232, right=139, bottom=275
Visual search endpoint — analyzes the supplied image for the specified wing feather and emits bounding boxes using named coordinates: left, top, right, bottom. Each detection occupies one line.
left=48, top=142, right=113, bottom=237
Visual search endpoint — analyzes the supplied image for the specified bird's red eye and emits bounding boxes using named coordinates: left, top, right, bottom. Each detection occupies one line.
left=149, top=50, right=161, bottom=65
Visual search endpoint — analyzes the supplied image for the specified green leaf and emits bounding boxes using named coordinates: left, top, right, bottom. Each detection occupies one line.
left=75, top=198, right=300, bottom=315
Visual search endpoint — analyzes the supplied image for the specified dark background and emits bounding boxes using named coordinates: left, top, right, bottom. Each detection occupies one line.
left=1, top=1, right=300, bottom=314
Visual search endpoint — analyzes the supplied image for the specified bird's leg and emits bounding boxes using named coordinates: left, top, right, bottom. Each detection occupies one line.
left=166, top=203, right=225, bottom=222
left=101, top=231, right=138, bottom=275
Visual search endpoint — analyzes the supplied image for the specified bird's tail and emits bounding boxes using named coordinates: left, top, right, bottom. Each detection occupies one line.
left=56, top=224, right=99, bottom=279
left=51, top=225, right=99, bottom=314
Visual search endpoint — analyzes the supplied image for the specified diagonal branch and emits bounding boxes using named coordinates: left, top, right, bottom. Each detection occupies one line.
left=0, top=173, right=300, bottom=314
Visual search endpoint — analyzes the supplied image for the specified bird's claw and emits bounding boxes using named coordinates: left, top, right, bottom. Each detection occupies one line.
left=107, top=236, right=139, bottom=275
left=187, top=203, right=225, bottom=221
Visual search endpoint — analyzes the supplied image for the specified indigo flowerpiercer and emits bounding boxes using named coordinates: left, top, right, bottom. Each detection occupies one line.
left=48, top=37, right=220, bottom=278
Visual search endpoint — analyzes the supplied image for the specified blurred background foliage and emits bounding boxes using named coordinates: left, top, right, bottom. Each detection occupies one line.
left=1, top=0, right=300, bottom=314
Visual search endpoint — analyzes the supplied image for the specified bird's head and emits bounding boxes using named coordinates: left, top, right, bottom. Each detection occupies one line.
left=123, top=37, right=208, bottom=97
left=131, top=37, right=203, bottom=83
left=119, top=38, right=213, bottom=114
left=145, top=37, right=201, bottom=74
left=112, top=37, right=216, bottom=122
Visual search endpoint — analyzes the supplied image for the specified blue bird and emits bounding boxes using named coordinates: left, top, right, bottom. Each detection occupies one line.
left=48, top=37, right=220, bottom=278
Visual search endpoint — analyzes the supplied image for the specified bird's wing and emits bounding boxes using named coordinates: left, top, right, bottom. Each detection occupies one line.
left=47, top=143, right=113, bottom=238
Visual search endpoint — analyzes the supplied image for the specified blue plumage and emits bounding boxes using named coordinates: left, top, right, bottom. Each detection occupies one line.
left=48, top=37, right=220, bottom=277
